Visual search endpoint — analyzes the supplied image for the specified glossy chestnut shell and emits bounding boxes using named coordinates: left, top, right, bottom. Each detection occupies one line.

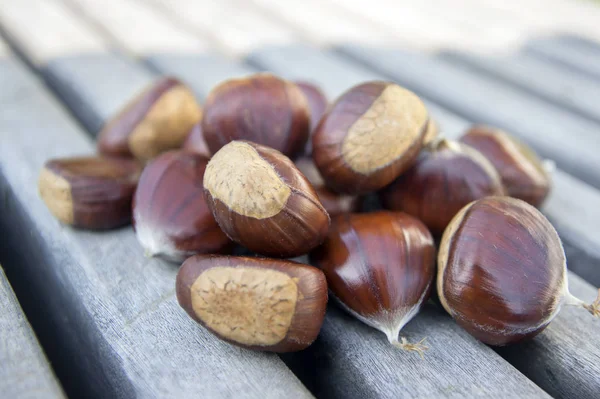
left=177, top=255, right=328, bottom=352
left=438, top=196, right=569, bottom=345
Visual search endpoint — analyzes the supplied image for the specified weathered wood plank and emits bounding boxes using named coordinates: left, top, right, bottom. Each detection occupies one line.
left=145, top=50, right=550, bottom=398
left=145, top=0, right=299, bottom=56
left=440, top=51, right=600, bottom=123
left=246, top=45, right=471, bottom=136
left=525, top=36, right=600, bottom=81
left=0, top=0, right=110, bottom=65
left=63, top=0, right=210, bottom=56
left=0, top=52, right=313, bottom=399
left=247, top=46, right=600, bottom=398
left=0, top=267, right=65, bottom=399
left=337, top=46, right=600, bottom=190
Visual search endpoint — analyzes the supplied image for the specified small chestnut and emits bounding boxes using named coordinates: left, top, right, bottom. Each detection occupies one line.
left=312, top=81, right=428, bottom=194
left=38, top=156, right=141, bottom=229
left=438, top=196, right=600, bottom=346
left=310, top=211, right=435, bottom=356
left=132, top=150, right=230, bottom=261
left=176, top=255, right=328, bottom=352
left=203, top=141, right=330, bottom=258
left=98, top=76, right=202, bottom=163
left=294, top=81, right=328, bottom=154
left=459, top=125, right=551, bottom=207
left=295, top=157, right=360, bottom=216
left=182, top=121, right=211, bottom=158
left=380, top=138, right=505, bottom=236
left=202, top=73, right=310, bottom=158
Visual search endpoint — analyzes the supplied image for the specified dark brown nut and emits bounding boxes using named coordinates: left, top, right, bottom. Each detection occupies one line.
left=176, top=255, right=328, bottom=352
left=422, top=119, right=439, bottom=146
left=381, top=138, right=505, bottom=236
left=294, top=81, right=328, bottom=154
left=98, top=76, right=202, bottom=163
left=202, top=73, right=310, bottom=158
left=132, top=150, right=230, bottom=262
left=295, top=157, right=359, bottom=216
left=459, top=125, right=551, bottom=207
left=203, top=141, right=330, bottom=258
left=312, top=81, right=428, bottom=194
left=310, top=211, right=435, bottom=355
left=182, top=121, right=211, bottom=158
left=438, top=197, right=599, bottom=346
left=38, top=156, right=141, bottom=229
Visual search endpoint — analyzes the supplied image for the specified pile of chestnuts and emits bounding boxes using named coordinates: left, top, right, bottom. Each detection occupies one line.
left=38, top=73, right=599, bottom=355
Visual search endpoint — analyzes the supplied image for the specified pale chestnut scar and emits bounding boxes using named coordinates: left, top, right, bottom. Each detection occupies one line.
left=495, top=132, right=549, bottom=187
left=129, top=85, right=202, bottom=161
left=38, top=167, right=74, bottom=224
left=341, top=85, right=428, bottom=174
left=204, top=141, right=291, bottom=219
left=190, top=267, right=299, bottom=346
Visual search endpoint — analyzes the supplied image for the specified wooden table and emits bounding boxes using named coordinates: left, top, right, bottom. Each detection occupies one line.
left=1, top=0, right=599, bottom=398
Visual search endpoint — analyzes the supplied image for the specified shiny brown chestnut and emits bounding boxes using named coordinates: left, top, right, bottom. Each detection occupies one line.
left=311, top=211, right=435, bottom=356
left=295, top=157, right=360, bottom=216
left=202, top=73, right=310, bottom=158
left=438, top=196, right=600, bottom=346
left=38, top=156, right=141, bottom=229
left=294, top=81, right=328, bottom=154
left=312, top=81, right=428, bottom=194
left=182, top=121, right=211, bottom=158
left=459, top=125, right=551, bottom=207
left=203, top=141, right=330, bottom=258
left=176, top=255, right=328, bottom=352
left=98, top=76, right=202, bottom=163
left=132, top=150, right=230, bottom=261
left=381, top=138, right=505, bottom=236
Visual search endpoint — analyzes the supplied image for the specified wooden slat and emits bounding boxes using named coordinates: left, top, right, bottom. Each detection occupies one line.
left=0, top=0, right=110, bottom=65
left=0, top=268, right=65, bottom=399
left=247, top=46, right=600, bottom=397
left=440, top=51, right=600, bottom=123
left=145, top=50, right=550, bottom=398
left=338, top=46, right=600, bottom=190
left=0, top=49, right=313, bottom=399
left=64, top=0, right=210, bottom=56
left=145, top=0, right=299, bottom=57
left=246, top=45, right=471, bottom=136
left=525, top=36, right=600, bottom=81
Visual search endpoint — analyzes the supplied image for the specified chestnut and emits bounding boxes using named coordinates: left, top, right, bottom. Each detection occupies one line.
left=132, top=150, right=230, bottom=261
left=203, top=141, right=330, bottom=258
left=182, top=121, right=211, bottom=158
left=38, top=156, right=141, bottom=229
left=310, top=211, right=435, bottom=356
left=312, top=81, right=428, bottom=194
left=295, top=157, right=360, bottom=216
left=98, top=76, right=202, bottom=163
left=176, top=255, right=328, bottom=352
left=438, top=196, right=600, bottom=346
left=422, top=118, right=439, bottom=146
left=294, top=81, right=328, bottom=154
left=380, top=138, right=505, bottom=236
left=459, top=125, right=551, bottom=207
left=202, top=73, right=310, bottom=158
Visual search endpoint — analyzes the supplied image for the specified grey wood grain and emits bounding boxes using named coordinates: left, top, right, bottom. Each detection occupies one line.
left=440, top=51, right=600, bottom=124
left=0, top=55, right=313, bottom=398
left=143, top=50, right=550, bottom=398
left=0, top=267, right=65, bottom=399
left=247, top=44, right=471, bottom=137
left=525, top=36, right=600, bottom=81
left=247, top=45, right=600, bottom=397
left=336, top=45, right=600, bottom=190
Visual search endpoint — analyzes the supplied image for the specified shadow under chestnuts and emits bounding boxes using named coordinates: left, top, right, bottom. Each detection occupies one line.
left=37, top=73, right=599, bottom=356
